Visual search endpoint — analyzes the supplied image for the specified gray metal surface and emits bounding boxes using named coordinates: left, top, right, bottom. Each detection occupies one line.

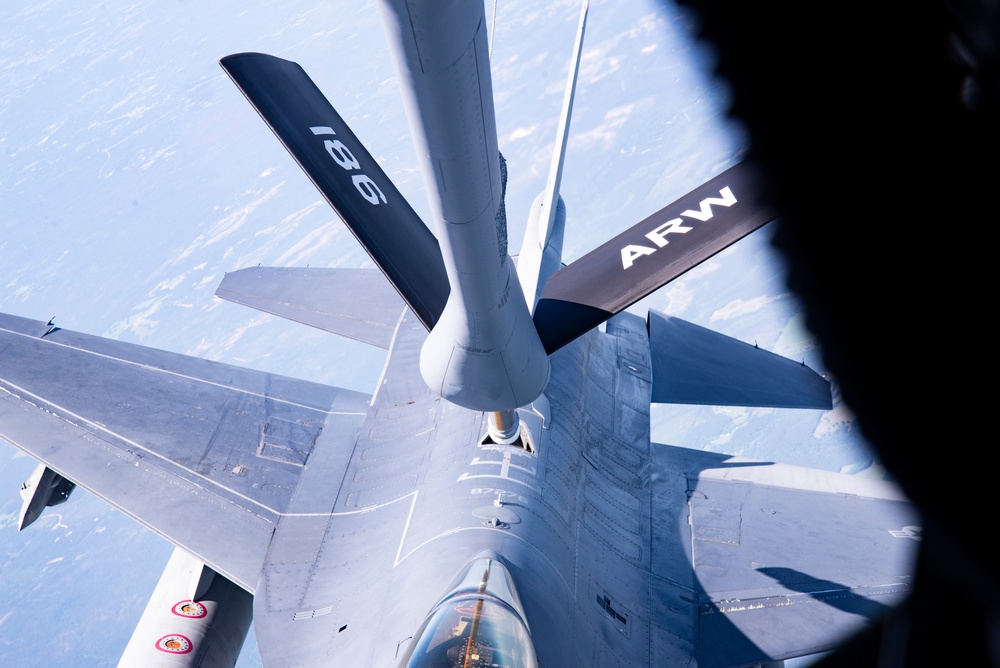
left=376, top=0, right=550, bottom=412
left=0, top=312, right=369, bottom=591
left=654, top=446, right=916, bottom=666
left=216, top=267, right=405, bottom=349
left=118, top=546, right=253, bottom=667
left=648, top=310, right=832, bottom=409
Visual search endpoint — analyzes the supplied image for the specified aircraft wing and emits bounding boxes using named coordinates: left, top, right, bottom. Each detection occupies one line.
left=651, top=443, right=918, bottom=665
left=0, top=312, right=370, bottom=592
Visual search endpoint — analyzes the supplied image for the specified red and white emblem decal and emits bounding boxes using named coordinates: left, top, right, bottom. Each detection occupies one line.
left=155, top=634, right=193, bottom=654
left=172, top=600, right=208, bottom=618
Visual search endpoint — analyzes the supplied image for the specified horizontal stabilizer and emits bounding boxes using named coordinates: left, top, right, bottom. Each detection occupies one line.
left=216, top=267, right=404, bottom=349
left=533, top=161, right=773, bottom=353
left=220, top=52, right=449, bottom=330
left=648, top=310, right=832, bottom=408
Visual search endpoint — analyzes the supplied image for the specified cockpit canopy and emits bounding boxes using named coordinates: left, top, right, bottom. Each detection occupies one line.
left=399, top=557, right=538, bottom=668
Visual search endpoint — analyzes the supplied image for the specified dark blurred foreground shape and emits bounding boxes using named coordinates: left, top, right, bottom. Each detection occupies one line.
left=672, top=1, right=1000, bottom=665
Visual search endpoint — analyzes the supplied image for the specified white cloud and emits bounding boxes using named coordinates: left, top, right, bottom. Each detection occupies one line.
left=709, top=295, right=779, bottom=323
left=507, top=125, right=537, bottom=141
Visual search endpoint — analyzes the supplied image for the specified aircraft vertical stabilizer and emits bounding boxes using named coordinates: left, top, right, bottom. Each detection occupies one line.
left=517, top=0, right=589, bottom=312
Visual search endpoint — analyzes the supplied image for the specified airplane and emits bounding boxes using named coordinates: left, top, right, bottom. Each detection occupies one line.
left=0, top=0, right=920, bottom=666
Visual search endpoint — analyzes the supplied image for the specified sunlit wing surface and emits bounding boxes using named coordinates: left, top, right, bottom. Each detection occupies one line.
left=0, top=312, right=369, bottom=591
left=216, top=267, right=405, bottom=349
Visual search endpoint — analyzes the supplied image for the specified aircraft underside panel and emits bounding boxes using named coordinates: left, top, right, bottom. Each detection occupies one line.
left=0, top=312, right=370, bottom=591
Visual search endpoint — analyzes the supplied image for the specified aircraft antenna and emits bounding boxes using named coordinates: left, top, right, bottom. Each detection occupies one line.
left=515, top=0, right=588, bottom=315
left=539, top=0, right=588, bottom=244
left=489, top=0, right=499, bottom=59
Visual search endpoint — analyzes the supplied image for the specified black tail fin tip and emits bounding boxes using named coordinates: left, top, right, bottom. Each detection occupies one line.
left=220, top=53, right=449, bottom=330
left=532, top=161, right=774, bottom=353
